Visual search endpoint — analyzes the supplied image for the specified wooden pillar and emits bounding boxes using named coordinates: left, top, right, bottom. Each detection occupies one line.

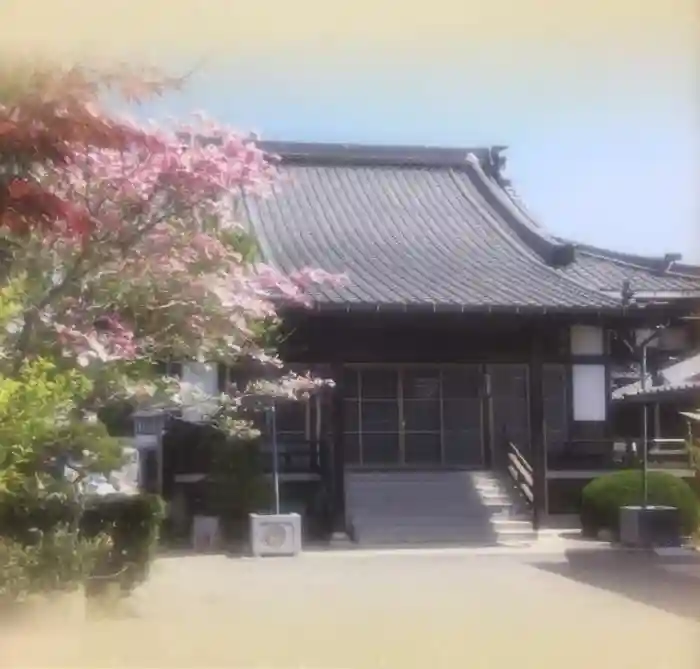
left=653, top=403, right=661, bottom=442
left=528, top=334, right=546, bottom=530
left=330, top=363, right=347, bottom=535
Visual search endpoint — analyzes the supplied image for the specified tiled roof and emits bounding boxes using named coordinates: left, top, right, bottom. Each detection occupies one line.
left=243, top=141, right=700, bottom=312
left=497, top=190, right=700, bottom=295
left=556, top=243, right=700, bottom=297
left=613, top=351, right=700, bottom=401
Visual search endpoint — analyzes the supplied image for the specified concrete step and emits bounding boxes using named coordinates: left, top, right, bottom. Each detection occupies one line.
left=348, top=479, right=471, bottom=487
left=345, top=470, right=533, bottom=547
left=347, top=484, right=474, bottom=499
left=352, top=534, right=507, bottom=545
left=473, top=481, right=511, bottom=493
left=473, top=481, right=507, bottom=490
left=474, top=489, right=512, bottom=502
left=354, top=529, right=500, bottom=545
left=351, top=518, right=529, bottom=531
left=347, top=502, right=497, bottom=512
left=348, top=502, right=492, bottom=510
left=348, top=496, right=477, bottom=505
left=352, top=520, right=501, bottom=532
left=353, top=530, right=534, bottom=547
left=347, top=488, right=477, bottom=498
left=491, top=518, right=536, bottom=532
left=348, top=484, right=498, bottom=493
left=350, top=524, right=537, bottom=546
left=355, top=536, right=504, bottom=550
left=350, top=511, right=511, bottom=522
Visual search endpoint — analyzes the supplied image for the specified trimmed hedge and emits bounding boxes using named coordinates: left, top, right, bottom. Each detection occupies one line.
left=0, top=492, right=165, bottom=598
left=581, top=470, right=700, bottom=537
left=0, top=495, right=81, bottom=544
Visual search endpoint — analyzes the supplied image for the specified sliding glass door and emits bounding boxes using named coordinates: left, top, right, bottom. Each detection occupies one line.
left=487, top=364, right=530, bottom=466
left=442, top=367, right=484, bottom=467
left=343, top=366, right=485, bottom=467
left=402, top=369, right=442, bottom=464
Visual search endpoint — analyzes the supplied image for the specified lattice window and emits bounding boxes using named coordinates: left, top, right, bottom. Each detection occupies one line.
left=343, top=366, right=486, bottom=467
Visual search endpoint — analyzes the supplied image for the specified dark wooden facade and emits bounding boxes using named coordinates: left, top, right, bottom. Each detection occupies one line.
left=274, top=311, right=671, bottom=528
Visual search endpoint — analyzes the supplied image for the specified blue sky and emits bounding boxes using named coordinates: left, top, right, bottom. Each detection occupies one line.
left=8, top=1, right=693, bottom=260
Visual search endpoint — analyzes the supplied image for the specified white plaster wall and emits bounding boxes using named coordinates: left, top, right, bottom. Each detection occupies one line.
left=569, top=326, right=606, bottom=423
left=570, top=325, right=604, bottom=356
left=571, top=364, right=607, bottom=421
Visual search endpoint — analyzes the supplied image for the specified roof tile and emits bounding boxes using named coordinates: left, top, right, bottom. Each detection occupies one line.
left=243, top=142, right=700, bottom=312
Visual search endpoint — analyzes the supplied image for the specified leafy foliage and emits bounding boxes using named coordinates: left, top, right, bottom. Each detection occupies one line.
left=0, top=527, right=112, bottom=606
left=0, top=353, right=123, bottom=500
left=689, top=438, right=700, bottom=474
left=81, top=493, right=165, bottom=593
left=0, top=59, right=336, bottom=604
left=0, top=332, right=126, bottom=604
left=0, top=62, right=179, bottom=236
left=206, top=434, right=270, bottom=541
left=0, top=60, right=339, bottom=429
left=580, top=469, right=700, bottom=537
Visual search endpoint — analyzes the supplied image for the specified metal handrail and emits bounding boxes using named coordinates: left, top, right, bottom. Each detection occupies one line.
left=505, top=441, right=539, bottom=531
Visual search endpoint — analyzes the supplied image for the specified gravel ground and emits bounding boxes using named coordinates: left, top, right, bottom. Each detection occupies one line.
left=2, top=546, right=699, bottom=668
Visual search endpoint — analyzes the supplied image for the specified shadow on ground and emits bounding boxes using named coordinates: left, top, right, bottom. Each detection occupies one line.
left=532, top=549, right=700, bottom=622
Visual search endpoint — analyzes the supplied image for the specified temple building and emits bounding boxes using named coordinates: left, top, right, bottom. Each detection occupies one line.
left=152, top=142, right=700, bottom=545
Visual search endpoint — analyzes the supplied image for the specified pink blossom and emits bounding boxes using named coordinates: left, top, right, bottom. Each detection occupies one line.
left=7, top=113, right=343, bottom=388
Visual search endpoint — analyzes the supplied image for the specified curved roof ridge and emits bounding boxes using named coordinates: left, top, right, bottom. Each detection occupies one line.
left=559, top=241, right=670, bottom=273
left=258, top=140, right=492, bottom=170
left=451, top=159, right=620, bottom=307
left=259, top=139, right=583, bottom=272
left=563, top=240, right=700, bottom=279
left=486, top=160, right=700, bottom=286
left=463, top=153, right=576, bottom=268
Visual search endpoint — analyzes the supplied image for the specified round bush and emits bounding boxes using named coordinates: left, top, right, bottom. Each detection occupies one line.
left=580, top=470, right=700, bottom=537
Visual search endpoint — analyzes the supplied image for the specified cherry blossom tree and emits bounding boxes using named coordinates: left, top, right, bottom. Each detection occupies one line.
left=0, top=62, right=177, bottom=237
left=0, top=62, right=348, bottom=601
left=0, top=62, right=340, bottom=431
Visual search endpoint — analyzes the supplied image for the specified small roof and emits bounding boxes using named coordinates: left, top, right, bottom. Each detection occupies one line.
left=613, top=351, right=700, bottom=402
left=244, top=141, right=700, bottom=313
left=554, top=242, right=700, bottom=301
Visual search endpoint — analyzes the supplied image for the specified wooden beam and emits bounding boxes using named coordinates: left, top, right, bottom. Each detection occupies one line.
left=528, top=332, right=546, bottom=531
left=330, top=363, right=347, bottom=535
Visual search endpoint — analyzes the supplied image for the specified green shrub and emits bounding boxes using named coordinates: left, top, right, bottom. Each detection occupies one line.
left=0, top=527, right=112, bottom=607
left=0, top=493, right=81, bottom=545
left=0, top=537, right=34, bottom=605
left=160, top=426, right=270, bottom=546
left=81, top=493, right=165, bottom=593
left=581, top=470, right=700, bottom=537
left=0, top=493, right=164, bottom=606
left=209, top=437, right=270, bottom=542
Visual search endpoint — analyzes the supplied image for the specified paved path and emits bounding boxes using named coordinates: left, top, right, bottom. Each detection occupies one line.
left=2, top=546, right=699, bottom=668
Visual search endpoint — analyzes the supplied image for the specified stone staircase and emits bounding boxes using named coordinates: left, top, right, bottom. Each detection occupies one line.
left=345, top=470, right=536, bottom=547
